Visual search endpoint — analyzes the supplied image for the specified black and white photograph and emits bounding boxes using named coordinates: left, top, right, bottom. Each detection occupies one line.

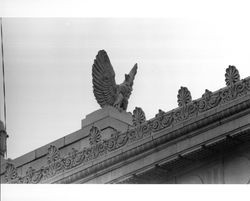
left=0, top=0, right=250, bottom=200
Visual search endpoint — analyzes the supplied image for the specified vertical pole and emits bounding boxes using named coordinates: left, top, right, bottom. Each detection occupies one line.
left=0, top=17, right=8, bottom=158
left=1, top=17, right=7, bottom=132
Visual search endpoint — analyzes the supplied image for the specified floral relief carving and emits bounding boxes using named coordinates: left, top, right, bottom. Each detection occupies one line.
left=89, top=126, right=102, bottom=146
left=202, top=89, right=212, bottom=100
left=198, top=89, right=221, bottom=112
left=132, top=107, right=146, bottom=126
left=155, top=109, right=165, bottom=118
left=225, top=65, right=240, bottom=86
left=177, top=86, right=192, bottom=107
left=23, top=166, right=36, bottom=183
left=4, top=162, right=18, bottom=182
left=4, top=71, right=250, bottom=184
left=47, top=145, right=60, bottom=164
left=245, top=78, right=250, bottom=90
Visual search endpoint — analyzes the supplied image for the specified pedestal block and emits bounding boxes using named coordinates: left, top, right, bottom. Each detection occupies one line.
left=81, top=106, right=133, bottom=138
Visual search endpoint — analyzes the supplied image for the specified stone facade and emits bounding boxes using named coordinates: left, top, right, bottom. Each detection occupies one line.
left=0, top=66, right=250, bottom=184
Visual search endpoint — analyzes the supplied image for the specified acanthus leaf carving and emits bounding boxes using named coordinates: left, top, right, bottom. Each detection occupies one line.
left=225, top=65, right=240, bottom=86
left=23, top=166, right=36, bottom=183
left=132, top=107, right=146, bottom=126
left=177, top=86, right=192, bottom=107
left=47, top=145, right=60, bottom=164
left=89, top=126, right=102, bottom=146
left=4, top=162, right=18, bottom=182
left=244, top=78, right=250, bottom=91
left=202, top=89, right=212, bottom=101
left=155, top=109, right=165, bottom=118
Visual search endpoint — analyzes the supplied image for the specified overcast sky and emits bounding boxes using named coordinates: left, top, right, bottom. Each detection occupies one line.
left=0, top=18, right=250, bottom=159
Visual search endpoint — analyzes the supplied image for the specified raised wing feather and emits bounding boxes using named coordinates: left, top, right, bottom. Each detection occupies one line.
left=128, top=63, right=138, bottom=84
left=125, top=63, right=138, bottom=86
left=92, top=50, right=117, bottom=107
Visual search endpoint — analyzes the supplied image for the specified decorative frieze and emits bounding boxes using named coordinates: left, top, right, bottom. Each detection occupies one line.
left=3, top=67, right=250, bottom=184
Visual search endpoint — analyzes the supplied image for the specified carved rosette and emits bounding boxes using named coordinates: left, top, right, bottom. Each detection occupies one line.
left=4, top=162, right=18, bottom=182
left=225, top=65, right=240, bottom=86
left=132, top=107, right=146, bottom=126
left=47, top=145, right=60, bottom=164
left=89, top=126, right=102, bottom=146
left=177, top=86, right=192, bottom=107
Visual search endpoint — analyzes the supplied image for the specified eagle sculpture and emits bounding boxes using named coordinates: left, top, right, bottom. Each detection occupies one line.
left=92, top=50, right=138, bottom=111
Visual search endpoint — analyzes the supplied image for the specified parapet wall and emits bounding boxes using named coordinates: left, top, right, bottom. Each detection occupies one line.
left=0, top=106, right=133, bottom=183
left=1, top=66, right=250, bottom=184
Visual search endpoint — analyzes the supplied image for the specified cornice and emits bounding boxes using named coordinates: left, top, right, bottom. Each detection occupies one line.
left=1, top=67, right=250, bottom=184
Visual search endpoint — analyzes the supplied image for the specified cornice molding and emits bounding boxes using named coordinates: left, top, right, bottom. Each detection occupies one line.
left=2, top=70, right=250, bottom=184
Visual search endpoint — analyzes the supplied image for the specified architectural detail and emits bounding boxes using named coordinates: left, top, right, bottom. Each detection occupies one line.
left=0, top=120, right=8, bottom=158
left=202, top=89, right=212, bottom=101
left=24, top=167, right=36, bottom=183
left=177, top=86, right=192, bottom=107
left=155, top=109, right=165, bottom=118
left=47, top=145, right=61, bottom=164
left=225, top=65, right=240, bottom=86
left=2, top=74, right=249, bottom=184
left=4, top=162, right=17, bottom=182
left=1, top=65, right=250, bottom=184
left=132, top=107, right=146, bottom=126
left=92, top=50, right=138, bottom=111
left=89, top=126, right=102, bottom=146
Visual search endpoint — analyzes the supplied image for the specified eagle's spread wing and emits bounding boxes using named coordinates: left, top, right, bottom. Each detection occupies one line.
left=92, top=50, right=117, bottom=108
left=126, top=63, right=138, bottom=86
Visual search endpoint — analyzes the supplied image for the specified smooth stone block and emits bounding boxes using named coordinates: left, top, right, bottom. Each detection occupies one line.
left=82, top=106, right=132, bottom=128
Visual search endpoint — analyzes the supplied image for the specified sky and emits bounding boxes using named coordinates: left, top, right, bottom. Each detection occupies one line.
left=0, top=17, right=250, bottom=159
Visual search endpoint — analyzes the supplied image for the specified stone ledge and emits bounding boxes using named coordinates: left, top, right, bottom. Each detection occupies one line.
left=93, top=126, right=250, bottom=184
left=72, top=113, right=250, bottom=183
left=64, top=128, right=90, bottom=146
